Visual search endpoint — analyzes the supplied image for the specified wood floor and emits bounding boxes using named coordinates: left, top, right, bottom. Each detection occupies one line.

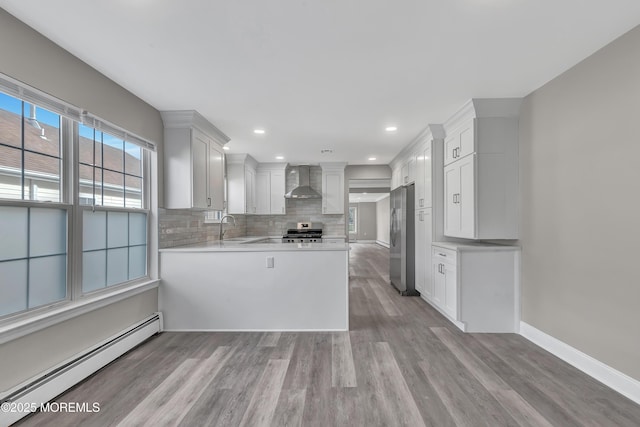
left=17, top=243, right=640, bottom=426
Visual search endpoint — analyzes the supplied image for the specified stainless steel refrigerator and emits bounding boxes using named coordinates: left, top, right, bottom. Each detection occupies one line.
left=390, top=184, right=417, bottom=296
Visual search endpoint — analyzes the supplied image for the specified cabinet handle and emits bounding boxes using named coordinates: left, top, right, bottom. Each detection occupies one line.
left=207, top=197, right=211, bottom=207
left=419, top=211, right=423, bottom=221
left=438, top=253, right=447, bottom=257
left=419, top=198, right=424, bottom=207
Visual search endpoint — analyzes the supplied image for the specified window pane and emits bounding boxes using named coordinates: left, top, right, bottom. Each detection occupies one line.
left=29, top=255, right=66, bottom=308
left=102, top=134, right=124, bottom=173
left=0, top=260, right=28, bottom=316
left=125, top=175, right=142, bottom=208
left=30, top=208, right=67, bottom=257
left=107, top=211, right=128, bottom=248
left=79, top=164, right=96, bottom=206
left=0, top=206, right=28, bottom=260
left=79, top=124, right=98, bottom=166
left=83, top=210, right=106, bottom=251
left=102, top=169, right=124, bottom=207
left=128, top=245, right=146, bottom=280
left=129, top=213, right=147, bottom=246
left=23, top=103, right=60, bottom=157
left=83, top=250, right=106, bottom=292
left=106, top=248, right=128, bottom=286
left=124, top=142, right=142, bottom=176
left=0, top=144, right=22, bottom=200
left=0, top=91, right=22, bottom=149
left=24, top=151, right=60, bottom=202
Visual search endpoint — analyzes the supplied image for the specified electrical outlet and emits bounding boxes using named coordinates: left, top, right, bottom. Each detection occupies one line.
left=266, top=256, right=274, bottom=268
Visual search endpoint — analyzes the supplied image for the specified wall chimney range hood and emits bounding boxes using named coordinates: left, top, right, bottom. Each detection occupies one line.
left=285, top=165, right=322, bottom=199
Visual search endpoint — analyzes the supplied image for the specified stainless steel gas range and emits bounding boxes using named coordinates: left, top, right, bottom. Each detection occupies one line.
left=282, top=222, right=323, bottom=243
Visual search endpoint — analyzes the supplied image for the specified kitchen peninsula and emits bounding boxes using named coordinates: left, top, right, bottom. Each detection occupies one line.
left=159, top=240, right=349, bottom=331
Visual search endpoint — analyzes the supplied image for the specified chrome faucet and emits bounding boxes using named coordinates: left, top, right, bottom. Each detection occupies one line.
left=218, top=215, right=236, bottom=241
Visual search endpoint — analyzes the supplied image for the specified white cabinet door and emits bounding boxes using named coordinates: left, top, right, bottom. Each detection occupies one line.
left=323, top=170, right=344, bottom=214
left=432, top=258, right=445, bottom=307
left=458, top=155, right=476, bottom=238
left=415, top=209, right=433, bottom=299
left=444, top=119, right=475, bottom=166
left=208, top=143, right=225, bottom=210
left=245, top=167, right=256, bottom=214
left=407, top=155, right=416, bottom=184
left=255, top=170, right=270, bottom=214
left=415, top=210, right=425, bottom=294
left=423, top=145, right=432, bottom=208
left=270, top=169, right=286, bottom=215
left=391, top=167, right=402, bottom=190
left=443, top=262, right=457, bottom=319
left=415, top=146, right=426, bottom=208
left=191, top=131, right=208, bottom=209
left=444, top=163, right=460, bottom=237
left=444, top=154, right=475, bottom=239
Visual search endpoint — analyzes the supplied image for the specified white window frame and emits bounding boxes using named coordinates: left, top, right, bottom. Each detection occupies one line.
left=0, top=74, right=159, bottom=343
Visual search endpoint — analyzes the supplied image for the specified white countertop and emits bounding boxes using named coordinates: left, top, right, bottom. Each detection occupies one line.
left=432, top=241, right=520, bottom=252
left=160, top=236, right=349, bottom=253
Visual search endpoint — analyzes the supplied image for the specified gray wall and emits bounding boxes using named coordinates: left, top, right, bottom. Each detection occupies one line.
left=0, top=9, right=161, bottom=391
left=376, top=195, right=390, bottom=245
left=349, top=202, right=376, bottom=241
left=519, top=24, right=640, bottom=381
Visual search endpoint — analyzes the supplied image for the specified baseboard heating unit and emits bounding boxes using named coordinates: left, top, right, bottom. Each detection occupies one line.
left=0, top=312, right=162, bottom=426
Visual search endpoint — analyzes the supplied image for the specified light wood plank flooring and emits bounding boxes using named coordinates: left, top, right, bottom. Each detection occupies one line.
left=17, top=243, right=640, bottom=426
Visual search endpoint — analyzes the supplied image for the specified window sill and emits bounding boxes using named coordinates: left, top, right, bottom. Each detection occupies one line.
left=0, top=280, right=159, bottom=345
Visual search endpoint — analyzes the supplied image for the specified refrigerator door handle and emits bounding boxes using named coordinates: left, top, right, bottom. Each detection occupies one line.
left=390, top=208, right=397, bottom=246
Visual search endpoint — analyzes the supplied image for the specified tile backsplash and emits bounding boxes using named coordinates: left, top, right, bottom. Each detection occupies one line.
left=158, top=208, right=247, bottom=248
left=158, top=165, right=345, bottom=248
left=245, top=197, right=345, bottom=237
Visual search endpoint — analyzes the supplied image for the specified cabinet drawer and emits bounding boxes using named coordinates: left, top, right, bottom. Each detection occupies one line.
left=432, top=246, right=456, bottom=265
left=323, top=238, right=345, bottom=244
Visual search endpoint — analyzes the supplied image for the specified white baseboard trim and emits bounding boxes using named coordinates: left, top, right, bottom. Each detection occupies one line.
left=376, top=240, right=390, bottom=248
left=520, top=321, right=640, bottom=405
left=1, top=312, right=162, bottom=426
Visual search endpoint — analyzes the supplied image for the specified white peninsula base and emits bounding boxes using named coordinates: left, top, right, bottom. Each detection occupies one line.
left=159, top=243, right=349, bottom=331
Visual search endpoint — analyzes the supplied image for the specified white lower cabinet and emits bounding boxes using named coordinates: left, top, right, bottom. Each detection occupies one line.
left=414, top=208, right=432, bottom=299
left=430, top=242, right=519, bottom=333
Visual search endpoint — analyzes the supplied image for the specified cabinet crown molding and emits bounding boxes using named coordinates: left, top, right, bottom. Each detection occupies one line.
left=319, top=162, right=347, bottom=171
left=443, top=98, right=523, bottom=133
left=257, top=162, right=288, bottom=171
left=226, top=153, right=259, bottom=169
left=160, top=110, right=230, bottom=146
left=390, top=124, right=444, bottom=169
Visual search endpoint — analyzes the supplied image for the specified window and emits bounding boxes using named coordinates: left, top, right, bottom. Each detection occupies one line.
left=0, top=92, right=62, bottom=202
left=0, top=81, right=154, bottom=321
left=78, top=125, right=143, bottom=208
left=0, top=206, right=68, bottom=316
left=348, top=206, right=357, bottom=233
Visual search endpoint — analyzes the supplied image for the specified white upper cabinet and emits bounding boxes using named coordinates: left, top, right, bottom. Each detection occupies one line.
left=391, top=166, right=402, bottom=190
left=444, top=120, right=475, bottom=166
left=227, top=153, right=258, bottom=214
left=161, top=110, right=229, bottom=210
left=442, top=98, right=521, bottom=240
left=320, top=163, right=346, bottom=215
left=255, top=163, right=287, bottom=215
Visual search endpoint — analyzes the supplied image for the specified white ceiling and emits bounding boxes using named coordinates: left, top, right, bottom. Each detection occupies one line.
left=2, top=1, right=639, bottom=164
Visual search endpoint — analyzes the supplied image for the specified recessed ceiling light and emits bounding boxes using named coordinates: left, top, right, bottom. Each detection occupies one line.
left=385, top=126, right=397, bottom=132
left=275, top=156, right=284, bottom=160
left=321, top=149, right=333, bottom=154
left=253, top=129, right=265, bottom=134
left=368, top=157, right=376, bottom=161
left=223, top=146, right=230, bottom=151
